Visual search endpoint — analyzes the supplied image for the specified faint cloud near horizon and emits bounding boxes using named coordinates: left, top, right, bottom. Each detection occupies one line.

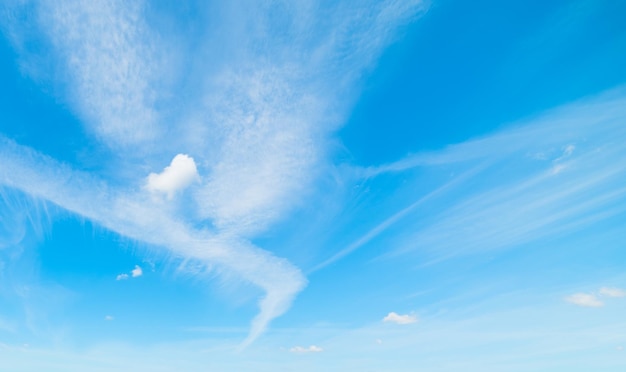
left=566, top=286, right=626, bottom=307
left=383, top=312, right=418, bottom=325
left=599, top=287, right=626, bottom=298
left=565, top=293, right=603, bottom=308
left=289, top=345, right=323, bottom=353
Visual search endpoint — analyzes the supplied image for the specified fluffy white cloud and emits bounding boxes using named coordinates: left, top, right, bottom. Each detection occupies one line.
left=146, top=154, right=199, bottom=199
left=289, top=345, right=323, bottom=353
left=565, top=293, right=604, bottom=307
left=599, top=287, right=626, bottom=298
left=383, top=312, right=418, bottom=325
left=131, top=265, right=143, bottom=278
left=115, top=273, right=129, bottom=281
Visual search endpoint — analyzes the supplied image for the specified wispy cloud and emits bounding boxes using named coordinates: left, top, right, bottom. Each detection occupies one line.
left=38, top=0, right=161, bottom=149
left=565, top=293, right=604, bottom=308
left=289, top=345, right=323, bottom=353
left=314, top=88, right=626, bottom=268
left=599, top=287, right=626, bottom=298
left=0, top=0, right=428, bottom=346
left=115, top=274, right=128, bottom=281
left=382, top=312, right=417, bottom=325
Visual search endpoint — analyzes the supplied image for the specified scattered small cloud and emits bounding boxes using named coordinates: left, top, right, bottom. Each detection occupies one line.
left=383, top=312, right=418, bottom=325
left=565, top=293, right=604, bottom=308
left=617, top=346, right=624, bottom=351
left=289, top=345, right=323, bottom=353
left=116, top=265, right=142, bottom=280
left=376, top=339, right=383, bottom=345
left=104, top=315, right=114, bottom=321
left=146, top=154, right=199, bottom=199
left=599, top=287, right=626, bottom=298
left=131, top=265, right=143, bottom=278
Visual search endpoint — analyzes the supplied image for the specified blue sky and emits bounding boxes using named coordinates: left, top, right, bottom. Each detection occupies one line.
left=1, top=0, right=626, bottom=370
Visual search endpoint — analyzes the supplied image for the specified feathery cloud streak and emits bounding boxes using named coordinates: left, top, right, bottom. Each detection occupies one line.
left=317, top=88, right=626, bottom=267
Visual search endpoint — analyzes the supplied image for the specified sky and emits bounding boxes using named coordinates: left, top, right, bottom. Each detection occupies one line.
left=0, top=0, right=625, bottom=370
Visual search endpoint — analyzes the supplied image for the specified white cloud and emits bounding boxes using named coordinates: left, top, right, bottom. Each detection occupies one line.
left=289, top=345, right=323, bottom=353
left=131, top=265, right=143, bottom=278
left=599, top=287, right=626, bottom=298
left=565, top=293, right=604, bottom=308
left=104, top=315, right=114, bottom=321
left=383, top=312, right=418, bottom=325
left=146, top=154, right=199, bottom=199
left=115, top=265, right=142, bottom=280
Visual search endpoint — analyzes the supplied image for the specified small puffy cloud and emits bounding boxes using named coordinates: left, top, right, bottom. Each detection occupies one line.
left=146, top=154, right=199, bottom=199
left=131, top=265, right=143, bottom=278
left=104, top=315, right=114, bottom=321
left=116, top=265, right=142, bottom=280
left=599, top=287, right=626, bottom=298
left=565, top=293, right=604, bottom=307
left=383, top=312, right=418, bottom=325
left=289, top=345, right=323, bottom=353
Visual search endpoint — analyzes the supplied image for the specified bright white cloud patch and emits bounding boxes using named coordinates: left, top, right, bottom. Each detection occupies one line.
left=289, top=345, right=323, bottom=353
left=599, top=287, right=626, bottom=298
left=565, top=293, right=604, bottom=307
left=146, top=154, right=199, bottom=199
left=115, top=273, right=129, bottom=281
left=383, top=312, right=418, bottom=325
left=131, top=265, right=143, bottom=278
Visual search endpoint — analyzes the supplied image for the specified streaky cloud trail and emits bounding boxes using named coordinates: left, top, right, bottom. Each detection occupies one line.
left=314, top=87, right=626, bottom=268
